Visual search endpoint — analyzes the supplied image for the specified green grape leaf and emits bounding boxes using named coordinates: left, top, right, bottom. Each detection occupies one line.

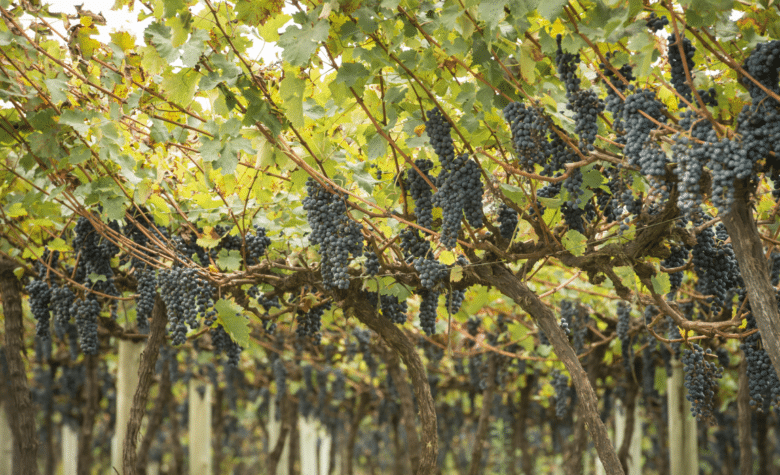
left=277, top=16, right=329, bottom=66
left=651, top=272, right=671, bottom=295
left=562, top=230, right=587, bottom=257
left=217, top=249, right=242, bottom=272
left=215, top=299, right=250, bottom=348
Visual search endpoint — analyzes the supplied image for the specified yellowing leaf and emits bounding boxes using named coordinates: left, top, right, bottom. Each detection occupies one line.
left=562, top=229, right=587, bottom=257
left=651, top=273, right=671, bottom=295
left=7, top=203, right=26, bottom=218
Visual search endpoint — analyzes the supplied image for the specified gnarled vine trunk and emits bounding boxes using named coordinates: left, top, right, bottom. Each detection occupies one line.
left=0, top=258, right=40, bottom=475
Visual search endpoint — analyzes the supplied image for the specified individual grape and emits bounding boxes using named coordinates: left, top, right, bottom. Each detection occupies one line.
left=71, top=297, right=100, bottom=355
left=668, top=33, right=696, bottom=104
left=681, top=343, right=723, bottom=422
left=419, top=289, right=440, bottom=336
left=497, top=204, right=518, bottom=240
left=406, top=159, right=436, bottom=231
left=425, top=108, right=456, bottom=170
left=302, top=178, right=364, bottom=289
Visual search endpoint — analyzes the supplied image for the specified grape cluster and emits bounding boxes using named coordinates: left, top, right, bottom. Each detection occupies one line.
left=617, top=302, right=632, bottom=373
left=551, top=370, right=572, bottom=419
left=570, top=89, right=604, bottom=152
left=706, top=137, right=753, bottom=215
left=26, top=278, right=51, bottom=341
left=71, top=298, right=100, bottom=355
left=740, top=310, right=780, bottom=410
left=51, top=284, right=75, bottom=329
left=302, top=178, right=364, bottom=289
left=445, top=290, right=465, bottom=315
left=741, top=40, right=780, bottom=102
left=399, top=227, right=431, bottom=261
left=556, top=34, right=581, bottom=98
left=425, top=108, right=455, bottom=169
left=135, top=269, right=156, bottom=334
left=405, top=159, right=436, bottom=231
left=353, top=328, right=378, bottom=377
left=602, top=56, right=635, bottom=135
left=697, top=87, right=718, bottom=107
left=691, top=224, right=742, bottom=314
left=681, top=344, right=723, bottom=422
left=413, top=257, right=449, bottom=288
left=668, top=34, right=696, bottom=104
left=433, top=155, right=485, bottom=248
left=272, top=358, right=287, bottom=418
left=380, top=294, right=407, bottom=324
left=72, top=216, right=120, bottom=299
left=662, top=245, right=688, bottom=292
left=419, top=289, right=440, bottom=336
left=158, top=267, right=216, bottom=345
left=562, top=168, right=588, bottom=233
left=672, top=133, right=706, bottom=221
left=296, top=303, right=331, bottom=345
left=503, top=102, right=551, bottom=170
left=623, top=89, right=668, bottom=175
left=211, top=324, right=242, bottom=367
left=497, top=204, right=518, bottom=240
left=646, top=12, right=669, bottom=32
left=363, top=248, right=380, bottom=276
left=245, top=225, right=272, bottom=264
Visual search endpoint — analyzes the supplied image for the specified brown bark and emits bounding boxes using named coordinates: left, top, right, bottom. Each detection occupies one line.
left=136, top=356, right=172, bottom=473
left=267, top=398, right=291, bottom=475
left=347, top=290, right=438, bottom=475
left=467, top=262, right=624, bottom=475
left=381, top=348, right=421, bottom=471
left=617, top=382, right=638, bottom=474
left=506, top=394, right=517, bottom=475
left=721, top=187, right=780, bottom=382
left=0, top=258, right=40, bottom=475
left=738, top=357, right=751, bottom=475
left=122, top=296, right=167, bottom=475
left=346, top=392, right=370, bottom=475
left=77, top=354, right=98, bottom=475
left=468, top=355, right=496, bottom=475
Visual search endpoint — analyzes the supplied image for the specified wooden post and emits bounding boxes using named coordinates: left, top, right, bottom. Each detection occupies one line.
left=267, top=398, right=289, bottom=475
left=111, top=339, right=144, bottom=472
left=147, top=461, right=160, bottom=475
left=188, top=379, right=213, bottom=475
left=0, top=401, right=14, bottom=475
left=614, top=397, right=642, bottom=474
left=300, top=416, right=318, bottom=475
left=318, top=425, right=331, bottom=475
left=668, top=360, right=698, bottom=475
left=62, top=422, right=78, bottom=475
